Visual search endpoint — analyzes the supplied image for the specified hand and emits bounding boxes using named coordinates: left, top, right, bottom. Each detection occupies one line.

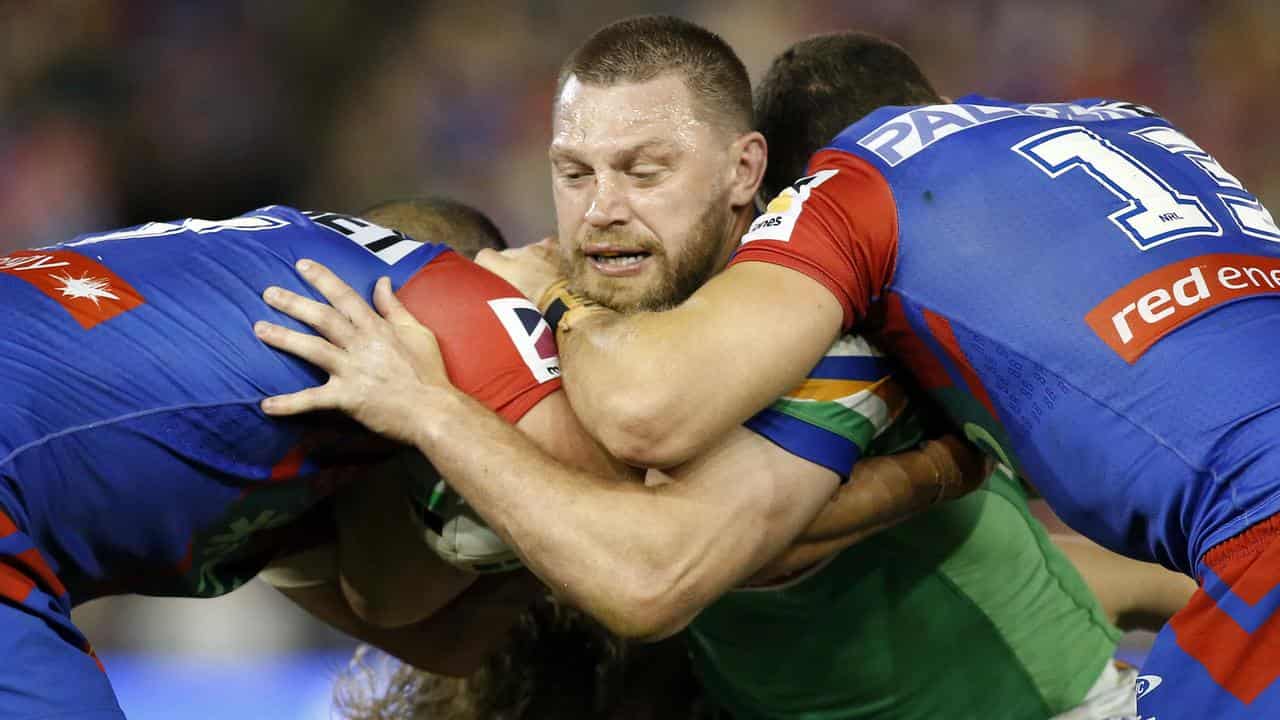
left=254, top=259, right=451, bottom=445
left=474, top=237, right=563, bottom=303
left=922, top=434, right=986, bottom=502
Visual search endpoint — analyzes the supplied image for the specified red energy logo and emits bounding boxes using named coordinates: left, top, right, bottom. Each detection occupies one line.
left=1086, top=253, right=1280, bottom=363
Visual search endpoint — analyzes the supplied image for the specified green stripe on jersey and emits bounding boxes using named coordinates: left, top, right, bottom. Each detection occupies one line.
left=768, top=396, right=881, bottom=449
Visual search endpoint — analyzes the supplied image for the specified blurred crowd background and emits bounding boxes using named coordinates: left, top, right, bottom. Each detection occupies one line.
left=3, top=0, right=1277, bottom=716
left=5, top=0, right=1279, bottom=256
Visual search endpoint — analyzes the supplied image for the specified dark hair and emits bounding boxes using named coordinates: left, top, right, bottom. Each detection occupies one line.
left=755, top=32, right=942, bottom=199
left=360, top=197, right=506, bottom=260
left=557, top=15, right=752, bottom=134
left=333, top=595, right=714, bottom=720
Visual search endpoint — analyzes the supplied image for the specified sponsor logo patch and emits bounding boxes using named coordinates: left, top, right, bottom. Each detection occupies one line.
left=742, top=169, right=839, bottom=245
left=487, top=297, right=561, bottom=383
left=1135, top=674, right=1162, bottom=699
left=1085, top=253, right=1280, bottom=363
left=0, top=250, right=144, bottom=328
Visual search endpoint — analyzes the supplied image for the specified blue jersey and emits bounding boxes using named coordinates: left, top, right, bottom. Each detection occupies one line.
left=731, top=97, right=1280, bottom=574
left=0, top=206, right=560, bottom=609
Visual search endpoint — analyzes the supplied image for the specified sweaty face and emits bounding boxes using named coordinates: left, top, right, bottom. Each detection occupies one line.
left=549, top=74, right=739, bottom=312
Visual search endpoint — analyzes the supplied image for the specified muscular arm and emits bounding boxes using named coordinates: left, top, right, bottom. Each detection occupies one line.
left=795, top=435, right=981, bottom=541
left=419, top=394, right=981, bottom=635
left=426, top=387, right=841, bottom=639
left=253, top=262, right=930, bottom=641
left=556, top=262, right=842, bottom=468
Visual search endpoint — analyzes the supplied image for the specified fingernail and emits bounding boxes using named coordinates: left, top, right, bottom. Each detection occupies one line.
left=296, top=259, right=312, bottom=272
left=254, top=321, right=269, bottom=337
left=261, top=398, right=277, bottom=412
left=263, top=287, right=279, bottom=302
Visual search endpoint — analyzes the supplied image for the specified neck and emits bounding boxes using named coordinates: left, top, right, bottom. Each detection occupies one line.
left=712, top=205, right=756, bottom=273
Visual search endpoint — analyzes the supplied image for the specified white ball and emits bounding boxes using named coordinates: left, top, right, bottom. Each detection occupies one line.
left=418, top=478, right=523, bottom=574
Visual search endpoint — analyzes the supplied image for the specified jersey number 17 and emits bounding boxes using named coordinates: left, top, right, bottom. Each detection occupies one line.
left=1014, top=125, right=1280, bottom=250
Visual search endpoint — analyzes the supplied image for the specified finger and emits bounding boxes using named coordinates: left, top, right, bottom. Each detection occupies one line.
left=295, top=259, right=382, bottom=330
left=255, top=320, right=346, bottom=372
left=260, top=384, right=343, bottom=416
left=263, top=286, right=355, bottom=347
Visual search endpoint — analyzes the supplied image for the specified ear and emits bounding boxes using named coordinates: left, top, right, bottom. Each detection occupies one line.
left=726, top=130, right=767, bottom=211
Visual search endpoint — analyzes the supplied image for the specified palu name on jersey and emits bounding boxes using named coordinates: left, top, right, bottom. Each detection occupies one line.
left=858, top=101, right=1156, bottom=167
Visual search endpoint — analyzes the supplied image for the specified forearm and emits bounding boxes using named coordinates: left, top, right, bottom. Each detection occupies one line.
left=555, top=263, right=843, bottom=467
left=748, top=437, right=980, bottom=583
left=799, top=436, right=980, bottom=541
left=335, top=454, right=477, bottom=628
left=277, top=571, right=539, bottom=676
left=404, top=385, right=828, bottom=638
left=1050, top=533, right=1196, bottom=632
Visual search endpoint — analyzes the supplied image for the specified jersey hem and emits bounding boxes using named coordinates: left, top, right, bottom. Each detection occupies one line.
left=0, top=398, right=271, bottom=473
left=743, top=410, right=861, bottom=480
left=1193, top=490, right=1280, bottom=576
left=494, top=377, right=562, bottom=425
left=727, top=253, right=856, bottom=331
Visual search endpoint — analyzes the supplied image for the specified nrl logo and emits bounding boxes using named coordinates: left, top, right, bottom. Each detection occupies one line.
left=1135, top=674, right=1162, bottom=699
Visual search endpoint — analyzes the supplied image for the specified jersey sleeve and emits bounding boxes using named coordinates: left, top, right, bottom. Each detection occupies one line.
left=396, top=251, right=561, bottom=424
left=742, top=334, right=920, bottom=481
left=728, top=149, right=899, bottom=332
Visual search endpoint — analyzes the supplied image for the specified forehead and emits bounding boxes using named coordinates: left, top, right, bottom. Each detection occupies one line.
left=551, top=73, right=712, bottom=155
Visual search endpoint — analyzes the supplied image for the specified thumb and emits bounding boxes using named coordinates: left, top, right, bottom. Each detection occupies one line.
left=373, top=277, right=416, bottom=326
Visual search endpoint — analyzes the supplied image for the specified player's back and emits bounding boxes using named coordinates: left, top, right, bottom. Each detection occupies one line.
left=0, top=207, right=445, bottom=601
left=824, top=98, right=1280, bottom=573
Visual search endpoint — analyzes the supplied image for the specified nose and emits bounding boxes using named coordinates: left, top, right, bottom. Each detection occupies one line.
left=584, top=173, right=631, bottom=228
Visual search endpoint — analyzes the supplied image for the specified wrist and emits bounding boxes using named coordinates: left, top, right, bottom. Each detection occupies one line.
left=918, top=438, right=965, bottom=503
left=406, top=384, right=468, bottom=450
left=537, top=280, right=608, bottom=338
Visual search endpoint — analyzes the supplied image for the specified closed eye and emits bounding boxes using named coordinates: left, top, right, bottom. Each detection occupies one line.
left=558, top=167, right=593, bottom=182
left=627, top=165, right=665, bottom=181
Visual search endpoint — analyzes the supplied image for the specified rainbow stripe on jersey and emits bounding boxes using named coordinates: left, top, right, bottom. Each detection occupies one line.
left=744, top=335, right=911, bottom=479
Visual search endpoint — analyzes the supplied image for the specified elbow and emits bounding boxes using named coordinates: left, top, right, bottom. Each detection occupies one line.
left=616, top=607, right=693, bottom=643
left=341, top=576, right=431, bottom=629
left=345, top=597, right=423, bottom=630
left=589, top=568, right=697, bottom=642
left=588, top=391, right=703, bottom=469
left=394, top=646, right=490, bottom=678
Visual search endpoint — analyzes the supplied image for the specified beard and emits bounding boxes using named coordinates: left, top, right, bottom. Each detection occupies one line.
left=562, top=193, right=735, bottom=314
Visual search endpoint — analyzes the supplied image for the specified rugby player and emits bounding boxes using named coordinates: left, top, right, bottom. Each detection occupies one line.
left=0, top=198, right=619, bottom=718
left=258, top=18, right=1156, bottom=718
left=0, top=188, right=970, bottom=720
left=466, top=32, right=1280, bottom=719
